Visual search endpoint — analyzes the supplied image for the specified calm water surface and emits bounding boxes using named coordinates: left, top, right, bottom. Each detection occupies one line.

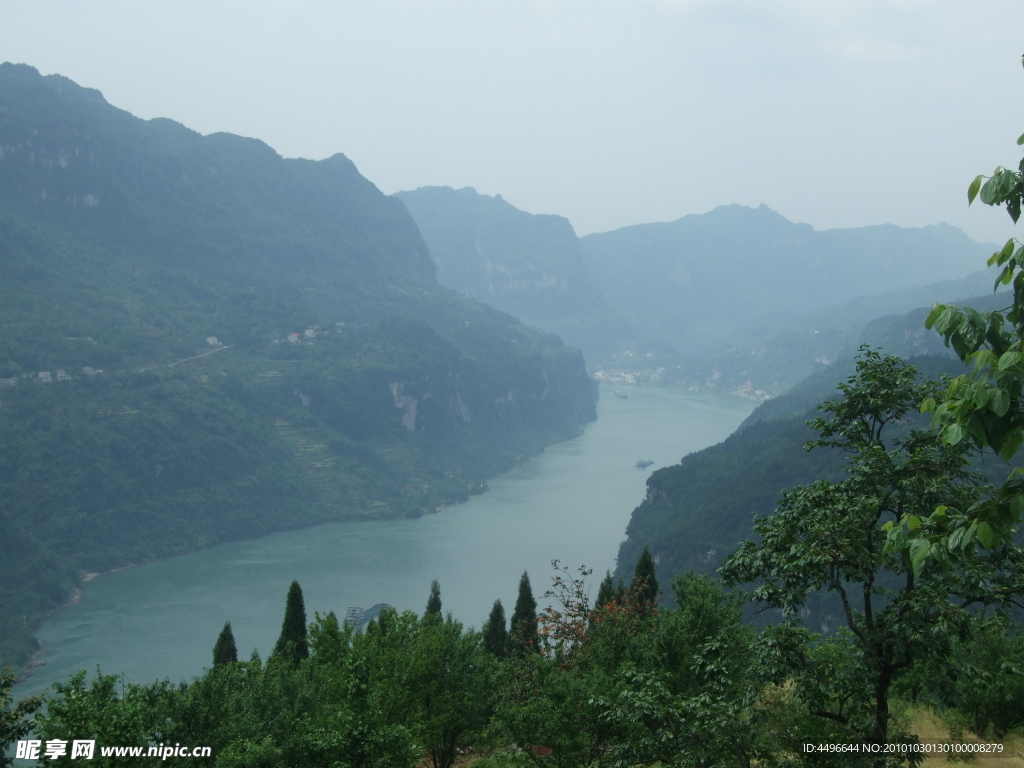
left=19, top=383, right=753, bottom=695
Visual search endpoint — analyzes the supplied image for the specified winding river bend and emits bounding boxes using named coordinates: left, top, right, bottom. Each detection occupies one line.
left=19, top=383, right=754, bottom=696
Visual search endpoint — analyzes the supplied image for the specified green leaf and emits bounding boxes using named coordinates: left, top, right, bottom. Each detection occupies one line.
left=1018, top=132, right=1024, bottom=146
left=998, top=350, right=1022, bottom=370
left=990, top=388, right=1010, bottom=417
left=999, top=430, right=1023, bottom=461
left=974, top=349, right=999, bottom=369
left=981, top=174, right=1002, bottom=205
left=975, top=521, right=996, bottom=549
left=945, top=423, right=967, bottom=444
left=1012, top=491, right=1024, bottom=518
left=933, top=307, right=958, bottom=335
left=909, top=538, right=930, bottom=575
left=968, top=174, right=984, bottom=204
left=925, top=304, right=945, bottom=329
left=1000, top=238, right=1016, bottom=263
left=996, top=264, right=1014, bottom=289
left=949, top=527, right=965, bottom=550
left=907, top=514, right=922, bottom=531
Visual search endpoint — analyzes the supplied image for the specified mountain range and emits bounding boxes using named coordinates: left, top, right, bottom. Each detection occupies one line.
left=0, top=64, right=596, bottom=668
left=396, top=188, right=996, bottom=391
left=578, top=203, right=992, bottom=357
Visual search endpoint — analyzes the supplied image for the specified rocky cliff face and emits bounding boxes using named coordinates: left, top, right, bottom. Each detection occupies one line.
left=395, top=186, right=673, bottom=369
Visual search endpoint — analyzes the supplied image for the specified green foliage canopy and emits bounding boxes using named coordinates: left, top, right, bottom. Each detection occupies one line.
left=722, top=350, right=1024, bottom=754
left=917, top=120, right=1024, bottom=565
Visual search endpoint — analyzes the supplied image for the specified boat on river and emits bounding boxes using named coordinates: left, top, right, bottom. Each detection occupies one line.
left=614, top=391, right=628, bottom=399
left=635, top=459, right=654, bottom=468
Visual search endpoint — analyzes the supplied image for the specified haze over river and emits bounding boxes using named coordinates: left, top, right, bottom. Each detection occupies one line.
left=19, top=383, right=754, bottom=695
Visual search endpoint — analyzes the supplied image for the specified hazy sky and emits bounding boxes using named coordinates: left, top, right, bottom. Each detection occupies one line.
left=2, top=1, right=1023, bottom=245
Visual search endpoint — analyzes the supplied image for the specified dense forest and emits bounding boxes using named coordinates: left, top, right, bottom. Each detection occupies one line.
left=0, top=64, right=597, bottom=669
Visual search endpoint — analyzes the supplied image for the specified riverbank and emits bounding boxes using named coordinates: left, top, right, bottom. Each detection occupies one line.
left=12, top=568, right=142, bottom=684
left=14, top=386, right=753, bottom=698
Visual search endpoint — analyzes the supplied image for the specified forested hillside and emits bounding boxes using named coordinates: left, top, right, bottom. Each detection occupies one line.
left=613, top=352, right=1001, bottom=595
left=0, top=64, right=597, bottom=668
left=395, top=186, right=672, bottom=369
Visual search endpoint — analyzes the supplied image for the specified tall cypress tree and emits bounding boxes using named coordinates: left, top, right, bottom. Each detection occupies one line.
left=213, top=621, right=238, bottom=666
left=273, top=580, right=309, bottom=667
left=596, top=570, right=615, bottom=609
left=510, top=571, right=538, bottom=654
left=482, top=599, right=508, bottom=656
left=632, top=546, right=660, bottom=605
left=425, top=579, right=442, bottom=617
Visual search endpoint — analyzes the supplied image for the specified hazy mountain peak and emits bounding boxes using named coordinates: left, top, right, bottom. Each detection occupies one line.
left=580, top=205, right=992, bottom=356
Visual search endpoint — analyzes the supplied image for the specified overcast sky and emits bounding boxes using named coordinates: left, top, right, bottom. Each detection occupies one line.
left=2, top=1, right=1023, bottom=245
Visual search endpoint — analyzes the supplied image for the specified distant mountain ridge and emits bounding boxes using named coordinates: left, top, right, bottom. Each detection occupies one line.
left=580, top=203, right=992, bottom=357
left=395, top=186, right=672, bottom=369
left=395, top=191, right=994, bottom=384
left=0, top=64, right=597, bottom=669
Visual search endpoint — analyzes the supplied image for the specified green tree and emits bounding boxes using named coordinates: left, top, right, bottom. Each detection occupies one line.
left=483, top=599, right=508, bottom=656
left=409, top=616, right=491, bottom=768
left=915, top=108, right=1024, bottom=561
left=213, top=621, right=238, bottom=666
left=425, top=579, right=442, bottom=617
left=721, top=350, right=1024, bottom=758
left=946, top=619, right=1024, bottom=738
left=631, top=546, right=659, bottom=606
left=497, top=567, right=763, bottom=768
left=272, top=581, right=309, bottom=668
left=903, top=615, right=1024, bottom=740
left=1, top=665, right=41, bottom=768
left=34, top=671, right=177, bottom=768
left=595, top=570, right=615, bottom=609
left=509, top=571, right=538, bottom=654
left=594, top=574, right=764, bottom=768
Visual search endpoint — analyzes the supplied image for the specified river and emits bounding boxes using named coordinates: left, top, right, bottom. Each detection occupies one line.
left=18, top=383, right=754, bottom=696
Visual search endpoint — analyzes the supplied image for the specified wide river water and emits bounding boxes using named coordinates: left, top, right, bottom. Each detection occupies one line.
left=18, top=383, right=753, bottom=696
